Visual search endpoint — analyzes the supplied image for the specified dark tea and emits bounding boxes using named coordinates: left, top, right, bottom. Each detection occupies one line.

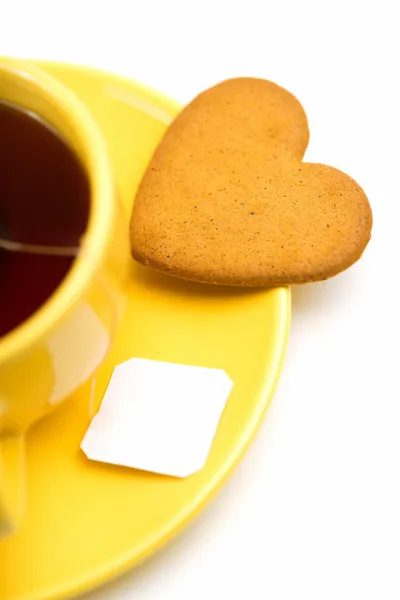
left=0, top=102, right=90, bottom=338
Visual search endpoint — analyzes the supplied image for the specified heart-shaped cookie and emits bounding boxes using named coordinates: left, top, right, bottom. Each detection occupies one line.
left=130, top=78, right=372, bottom=286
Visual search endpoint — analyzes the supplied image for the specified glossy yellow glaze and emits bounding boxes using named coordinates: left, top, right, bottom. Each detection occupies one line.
left=0, top=58, right=130, bottom=533
left=0, top=62, right=290, bottom=600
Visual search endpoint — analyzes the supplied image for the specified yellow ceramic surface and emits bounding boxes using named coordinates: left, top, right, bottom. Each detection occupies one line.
left=0, top=62, right=290, bottom=600
left=0, top=59, right=130, bottom=534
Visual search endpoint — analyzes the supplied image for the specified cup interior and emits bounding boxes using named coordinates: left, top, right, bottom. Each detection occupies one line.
left=0, top=59, right=114, bottom=361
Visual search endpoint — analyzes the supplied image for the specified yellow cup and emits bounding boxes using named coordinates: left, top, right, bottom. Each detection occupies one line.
left=0, top=58, right=130, bottom=536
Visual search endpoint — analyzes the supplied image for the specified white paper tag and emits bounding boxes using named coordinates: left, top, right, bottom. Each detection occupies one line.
left=81, top=358, right=233, bottom=478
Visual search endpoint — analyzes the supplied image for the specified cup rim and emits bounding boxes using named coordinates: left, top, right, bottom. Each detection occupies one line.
left=0, top=58, right=115, bottom=364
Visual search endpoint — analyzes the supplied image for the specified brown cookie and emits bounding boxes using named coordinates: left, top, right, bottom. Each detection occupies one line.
left=130, top=77, right=372, bottom=286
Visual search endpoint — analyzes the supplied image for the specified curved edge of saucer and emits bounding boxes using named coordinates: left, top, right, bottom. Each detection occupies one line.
left=33, top=58, right=182, bottom=116
left=46, top=292, right=290, bottom=600
left=23, top=60, right=291, bottom=600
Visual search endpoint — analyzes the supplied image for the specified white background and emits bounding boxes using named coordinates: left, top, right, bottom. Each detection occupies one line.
left=2, top=1, right=399, bottom=598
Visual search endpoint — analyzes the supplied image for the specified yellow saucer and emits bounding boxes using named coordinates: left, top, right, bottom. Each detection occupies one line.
left=0, top=62, right=290, bottom=600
